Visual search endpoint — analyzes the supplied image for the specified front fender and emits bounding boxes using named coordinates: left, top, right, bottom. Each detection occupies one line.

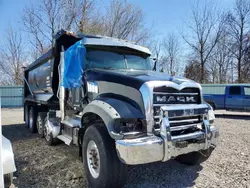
left=82, top=97, right=145, bottom=140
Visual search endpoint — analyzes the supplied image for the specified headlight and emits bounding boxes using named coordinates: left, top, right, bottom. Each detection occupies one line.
left=205, top=103, right=215, bottom=124
left=114, top=119, right=147, bottom=138
left=154, top=106, right=161, bottom=116
left=208, top=109, right=215, bottom=124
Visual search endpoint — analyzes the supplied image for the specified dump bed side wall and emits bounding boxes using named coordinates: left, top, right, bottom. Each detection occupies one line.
left=28, top=61, right=52, bottom=93
left=24, top=49, right=58, bottom=104
left=23, top=32, right=83, bottom=104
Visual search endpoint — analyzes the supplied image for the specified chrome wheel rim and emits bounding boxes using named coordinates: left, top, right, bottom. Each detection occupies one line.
left=87, top=140, right=100, bottom=178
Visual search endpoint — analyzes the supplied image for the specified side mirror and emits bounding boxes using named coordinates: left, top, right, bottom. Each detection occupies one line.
left=152, top=58, right=159, bottom=72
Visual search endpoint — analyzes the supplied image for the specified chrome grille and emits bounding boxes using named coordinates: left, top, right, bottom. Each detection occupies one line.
left=153, top=87, right=202, bottom=135
left=153, top=87, right=200, bottom=105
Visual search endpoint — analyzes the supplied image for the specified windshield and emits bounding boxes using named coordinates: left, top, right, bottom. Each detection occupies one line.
left=85, top=49, right=152, bottom=70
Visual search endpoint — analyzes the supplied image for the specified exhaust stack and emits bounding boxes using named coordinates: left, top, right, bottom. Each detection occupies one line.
left=59, top=46, right=66, bottom=121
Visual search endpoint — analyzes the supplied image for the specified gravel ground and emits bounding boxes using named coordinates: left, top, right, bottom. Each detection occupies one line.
left=1, top=108, right=250, bottom=188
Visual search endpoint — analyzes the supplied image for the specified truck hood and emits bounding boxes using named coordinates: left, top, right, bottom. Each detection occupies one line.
left=86, top=69, right=195, bottom=89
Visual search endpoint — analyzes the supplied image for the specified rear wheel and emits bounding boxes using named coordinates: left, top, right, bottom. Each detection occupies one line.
left=37, top=113, right=46, bottom=138
left=175, top=148, right=213, bottom=165
left=29, top=107, right=37, bottom=133
left=25, top=105, right=29, bottom=128
left=83, top=124, right=128, bottom=188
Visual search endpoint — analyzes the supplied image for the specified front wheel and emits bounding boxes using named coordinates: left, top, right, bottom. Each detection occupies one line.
left=4, top=173, right=13, bottom=188
left=175, top=148, right=213, bottom=165
left=83, top=124, right=128, bottom=188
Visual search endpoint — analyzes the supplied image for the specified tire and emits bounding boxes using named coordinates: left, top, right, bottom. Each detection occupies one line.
left=83, top=124, right=128, bottom=188
left=4, top=173, right=13, bottom=188
left=29, top=107, right=37, bottom=133
left=175, top=148, right=213, bottom=165
left=25, top=105, right=29, bottom=128
left=37, top=113, right=46, bottom=138
left=43, top=118, right=58, bottom=145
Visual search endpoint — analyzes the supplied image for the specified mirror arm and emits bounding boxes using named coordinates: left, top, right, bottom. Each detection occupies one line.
left=153, top=60, right=157, bottom=71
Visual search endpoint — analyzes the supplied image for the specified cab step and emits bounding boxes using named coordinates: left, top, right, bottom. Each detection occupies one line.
left=61, top=116, right=81, bottom=128
left=57, top=135, right=72, bottom=145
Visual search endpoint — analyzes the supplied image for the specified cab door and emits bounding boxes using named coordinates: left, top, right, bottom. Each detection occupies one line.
left=225, top=86, right=244, bottom=110
left=243, top=86, right=250, bottom=111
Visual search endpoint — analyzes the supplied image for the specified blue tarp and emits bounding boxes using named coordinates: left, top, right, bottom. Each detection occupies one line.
left=61, top=40, right=86, bottom=88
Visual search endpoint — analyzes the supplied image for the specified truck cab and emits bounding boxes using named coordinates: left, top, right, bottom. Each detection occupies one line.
left=23, top=30, right=219, bottom=188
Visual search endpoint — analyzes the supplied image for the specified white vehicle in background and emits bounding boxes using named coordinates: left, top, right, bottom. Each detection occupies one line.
left=1, top=136, right=16, bottom=188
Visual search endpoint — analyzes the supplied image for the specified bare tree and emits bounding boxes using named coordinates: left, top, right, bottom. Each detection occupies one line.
left=104, top=0, right=151, bottom=44
left=150, top=40, right=161, bottom=59
left=161, top=33, right=180, bottom=75
left=182, top=2, right=223, bottom=83
left=74, top=0, right=105, bottom=34
left=22, top=0, right=80, bottom=57
left=241, top=34, right=250, bottom=82
left=22, top=0, right=152, bottom=58
left=207, top=56, right=218, bottom=83
left=22, top=3, right=47, bottom=55
left=0, top=27, right=27, bottom=85
left=207, top=25, right=232, bottom=83
left=226, top=0, right=250, bottom=83
left=184, top=59, right=209, bottom=83
left=78, top=0, right=94, bottom=32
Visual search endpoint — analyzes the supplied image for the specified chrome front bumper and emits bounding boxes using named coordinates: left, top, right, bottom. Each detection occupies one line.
left=116, top=105, right=219, bottom=165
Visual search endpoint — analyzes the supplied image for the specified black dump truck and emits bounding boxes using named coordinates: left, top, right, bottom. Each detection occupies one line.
left=24, top=30, right=219, bottom=188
